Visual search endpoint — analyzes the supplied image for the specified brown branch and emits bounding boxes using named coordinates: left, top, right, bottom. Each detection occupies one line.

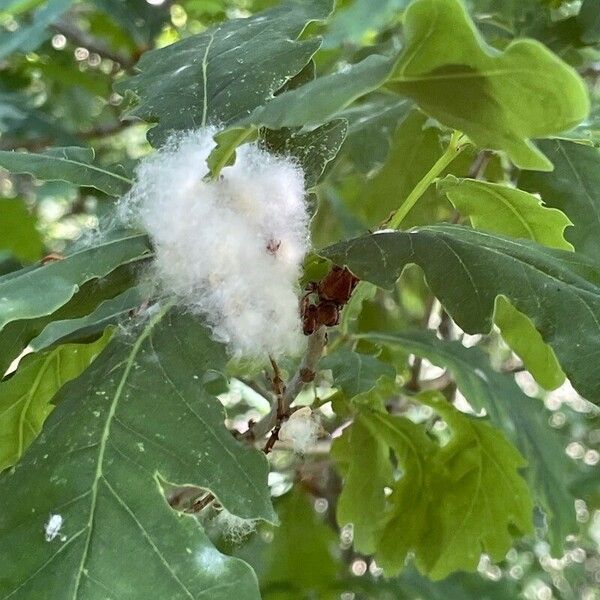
left=243, top=327, right=328, bottom=446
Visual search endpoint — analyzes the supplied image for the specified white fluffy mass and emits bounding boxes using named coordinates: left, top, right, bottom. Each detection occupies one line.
left=278, top=407, right=321, bottom=454
left=119, top=128, right=310, bottom=358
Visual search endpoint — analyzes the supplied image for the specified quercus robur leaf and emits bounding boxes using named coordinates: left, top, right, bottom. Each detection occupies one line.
left=262, top=119, right=348, bottom=190
left=240, top=54, right=396, bottom=131
left=360, top=331, right=575, bottom=553
left=336, top=399, right=532, bottom=579
left=0, top=330, right=111, bottom=472
left=117, top=0, right=334, bottom=145
left=0, top=310, right=274, bottom=599
left=322, top=225, right=600, bottom=404
left=359, top=110, right=448, bottom=226
left=0, top=147, right=132, bottom=196
left=0, top=230, right=150, bottom=336
left=29, top=284, right=148, bottom=352
left=519, top=139, right=600, bottom=261
left=0, top=263, right=141, bottom=378
left=386, top=0, right=589, bottom=170
left=323, top=0, right=408, bottom=48
left=438, top=176, right=573, bottom=250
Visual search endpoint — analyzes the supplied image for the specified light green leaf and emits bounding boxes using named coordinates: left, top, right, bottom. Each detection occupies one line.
left=0, top=230, right=151, bottom=336
left=262, top=489, right=339, bottom=598
left=0, top=198, right=43, bottom=262
left=321, top=348, right=395, bottom=398
left=321, top=225, right=600, bottom=404
left=0, top=147, right=132, bottom=196
left=414, top=393, right=533, bottom=579
left=332, top=416, right=393, bottom=554
left=359, top=330, right=575, bottom=553
left=438, top=176, right=573, bottom=250
left=206, top=127, right=260, bottom=179
left=494, top=296, right=565, bottom=390
left=519, top=139, right=600, bottom=261
left=0, top=309, right=274, bottom=599
left=359, top=110, right=445, bottom=226
left=117, top=0, right=333, bottom=145
left=351, top=401, right=532, bottom=579
left=386, top=0, right=589, bottom=170
left=0, top=330, right=111, bottom=472
left=240, top=55, right=395, bottom=130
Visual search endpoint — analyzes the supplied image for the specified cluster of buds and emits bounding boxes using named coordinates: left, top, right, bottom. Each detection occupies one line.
left=301, top=266, right=359, bottom=335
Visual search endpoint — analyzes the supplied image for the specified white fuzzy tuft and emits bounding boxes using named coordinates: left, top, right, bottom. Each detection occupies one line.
left=213, top=508, right=256, bottom=544
left=44, top=514, right=64, bottom=542
left=279, top=407, right=321, bottom=454
left=118, top=128, right=310, bottom=358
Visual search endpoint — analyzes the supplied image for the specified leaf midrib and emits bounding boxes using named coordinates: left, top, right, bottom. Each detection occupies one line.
left=71, top=305, right=169, bottom=598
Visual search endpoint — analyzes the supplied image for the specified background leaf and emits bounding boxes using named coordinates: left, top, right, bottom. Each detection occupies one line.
left=0, top=230, right=150, bottom=335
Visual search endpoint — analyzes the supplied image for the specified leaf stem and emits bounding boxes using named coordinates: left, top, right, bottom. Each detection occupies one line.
left=386, top=131, right=468, bottom=229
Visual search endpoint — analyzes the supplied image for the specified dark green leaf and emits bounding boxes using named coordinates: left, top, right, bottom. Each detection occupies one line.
left=240, top=55, right=395, bottom=130
left=0, top=309, right=274, bottom=599
left=0, top=147, right=132, bottom=196
left=262, top=119, right=348, bottom=189
left=323, top=0, right=407, bottom=48
left=321, top=348, right=395, bottom=398
left=0, top=230, right=151, bottom=335
left=29, top=284, right=148, bottom=352
left=322, top=225, right=600, bottom=404
left=117, top=0, right=333, bottom=145
left=339, top=95, right=411, bottom=174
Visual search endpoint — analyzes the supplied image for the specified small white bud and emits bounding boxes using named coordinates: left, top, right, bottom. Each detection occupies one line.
left=279, top=407, right=321, bottom=454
